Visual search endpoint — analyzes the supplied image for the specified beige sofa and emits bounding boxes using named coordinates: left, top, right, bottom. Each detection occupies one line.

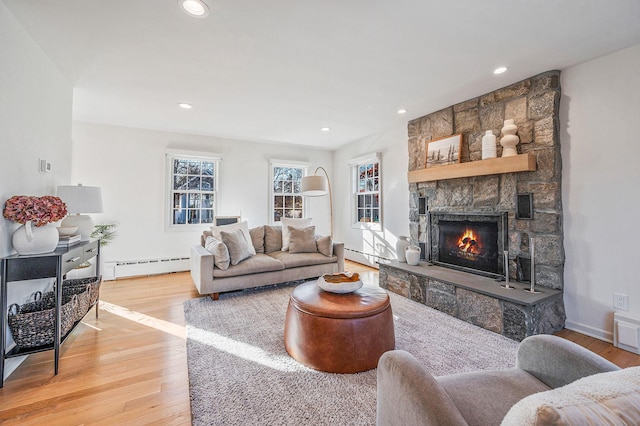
left=190, top=224, right=344, bottom=298
left=377, top=334, right=640, bottom=426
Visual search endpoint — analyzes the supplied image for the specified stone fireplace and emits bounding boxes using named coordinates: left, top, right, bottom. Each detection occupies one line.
left=429, top=211, right=508, bottom=279
left=379, top=70, right=566, bottom=340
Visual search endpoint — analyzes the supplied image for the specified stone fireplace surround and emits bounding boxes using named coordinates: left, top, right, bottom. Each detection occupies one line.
left=379, top=70, right=566, bottom=340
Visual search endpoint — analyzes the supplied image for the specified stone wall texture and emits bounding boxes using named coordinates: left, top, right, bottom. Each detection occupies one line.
left=408, top=70, right=564, bottom=290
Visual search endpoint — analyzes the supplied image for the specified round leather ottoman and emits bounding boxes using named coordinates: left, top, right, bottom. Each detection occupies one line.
left=284, top=281, right=395, bottom=373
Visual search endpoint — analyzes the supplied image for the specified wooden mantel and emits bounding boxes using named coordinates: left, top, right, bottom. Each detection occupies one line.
left=408, top=153, right=536, bottom=183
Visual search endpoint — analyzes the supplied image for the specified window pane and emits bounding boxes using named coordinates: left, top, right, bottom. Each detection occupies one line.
left=274, top=196, right=284, bottom=208
left=293, top=209, right=302, bottom=218
left=283, top=181, right=292, bottom=194
left=201, top=209, right=213, bottom=223
left=284, top=196, right=293, bottom=208
left=373, top=209, right=380, bottom=223
left=366, top=178, right=374, bottom=192
left=274, top=210, right=282, bottom=222
left=189, top=193, right=200, bottom=208
left=202, top=176, right=214, bottom=191
left=202, top=194, right=214, bottom=208
left=357, top=209, right=365, bottom=222
left=284, top=209, right=294, bottom=218
left=291, top=168, right=302, bottom=179
left=202, top=162, right=214, bottom=176
left=359, top=179, right=365, bottom=192
left=174, top=193, right=187, bottom=208
left=373, top=177, right=379, bottom=191
left=188, top=161, right=201, bottom=175
left=173, top=209, right=186, bottom=224
left=174, top=159, right=187, bottom=174
left=372, top=194, right=379, bottom=208
left=274, top=180, right=283, bottom=193
left=293, top=180, right=300, bottom=193
left=188, top=176, right=201, bottom=190
left=367, top=164, right=373, bottom=177
left=358, top=195, right=365, bottom=208
left=359, top=165, right=366, bottom=179
left=174, top=176, right=187, bottom=190
left=187, top=209, right=200, bottom=224
left=294, top=196, right=302, bottom=208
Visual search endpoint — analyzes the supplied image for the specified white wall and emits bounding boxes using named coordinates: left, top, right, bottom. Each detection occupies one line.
left=333, top=126, right=409, bottom=267
left=561, top=43, right=640, bottom=340
left=0, top=2, right=73, bottom=377
left=71, top=122, right=333, bottom=265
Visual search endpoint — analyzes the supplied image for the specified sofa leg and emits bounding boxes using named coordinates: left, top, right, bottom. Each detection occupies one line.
left=210, top=293, right=220, bottom=301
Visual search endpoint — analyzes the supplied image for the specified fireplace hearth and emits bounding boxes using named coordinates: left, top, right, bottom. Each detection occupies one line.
left=429, top=212, right=508, bottom=279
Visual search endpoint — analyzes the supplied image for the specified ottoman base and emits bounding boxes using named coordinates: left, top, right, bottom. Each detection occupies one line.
left=284, top=281, right=395, bottom=373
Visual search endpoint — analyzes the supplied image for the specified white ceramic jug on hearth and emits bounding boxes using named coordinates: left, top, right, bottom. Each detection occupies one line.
left=405, top=245, right=421, bottom=266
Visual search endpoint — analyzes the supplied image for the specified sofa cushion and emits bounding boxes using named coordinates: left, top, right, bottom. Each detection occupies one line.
left=289, top=226, right=317, bottom=253
left=211, top=220, right=256, bottom=256
left=315, top=235, right=333, bottom=257
left=212, top=253, right=285, bottom=278
left=268, top=251, right=337, bottom=269
left=249, top=226, right=265, bottom=254
left=501, top=367, right=640, bottom=426
left=204, top=235, right=231, bottom=270
left=280, top=217, right=312, bottom=251
left=264, top=225, right=283, bottom=253
left=220, top=229, right=253, bottom=266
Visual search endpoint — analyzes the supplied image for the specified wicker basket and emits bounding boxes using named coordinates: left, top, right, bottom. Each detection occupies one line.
left=64, top=276, right=101, bottom=305
left=8, top=293, right=78, bottom=349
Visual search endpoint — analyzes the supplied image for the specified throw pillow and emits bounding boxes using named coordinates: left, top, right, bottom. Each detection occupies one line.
left=315, top=235, right=333, bottom=257
left=249, top=226, right=265, bottom=254
left=220, top=229, right=253, bottom=266
left=264, top=225, right=283, bottom=253
left=281, top=217, right=313, bottom=251
left=204, top=236, right=231, bottom=270
left=288, top=226, right=317, bottom=253
left=211, top=220, right=256, bottom=256
left=501, top=367, right=640, bottom=426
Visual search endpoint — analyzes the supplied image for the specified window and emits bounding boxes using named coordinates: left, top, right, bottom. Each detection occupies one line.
left=270, top=160, right=309, bottom=223
left=352, top=153, right=381, bottom=229
left=167, top=151, right=220, bottom=227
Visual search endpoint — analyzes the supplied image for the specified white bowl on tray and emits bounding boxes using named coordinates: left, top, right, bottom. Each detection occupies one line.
left=317, top=275, right=363, bottom=294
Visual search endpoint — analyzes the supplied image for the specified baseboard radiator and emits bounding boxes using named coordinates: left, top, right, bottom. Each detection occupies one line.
left=103, top=257, right=190, bottom=280
left=613, top=312, right=640, bottom=354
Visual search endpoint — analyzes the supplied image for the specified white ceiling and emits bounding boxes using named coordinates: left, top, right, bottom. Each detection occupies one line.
left=4, top=0, right=640, bottom=149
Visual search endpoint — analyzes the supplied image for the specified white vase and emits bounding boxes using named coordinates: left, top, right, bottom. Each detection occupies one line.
left=481, top=130, right=497, bottom=160
left=396, top=236, right=410, bottom=262
left=500, top=119, right=520, bottom=157
left=12, top=221, right=59, bottom=255
left=405, top=245, right=421, bottom=266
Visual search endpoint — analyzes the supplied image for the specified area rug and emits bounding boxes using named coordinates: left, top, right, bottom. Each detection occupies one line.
left=184, top=283, right=519, bottom=426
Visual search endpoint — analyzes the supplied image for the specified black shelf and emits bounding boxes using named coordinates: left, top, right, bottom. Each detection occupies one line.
left=1, top=239, right=101, bottom=387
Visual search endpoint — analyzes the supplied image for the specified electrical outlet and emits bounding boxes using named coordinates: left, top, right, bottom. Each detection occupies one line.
left=613, top=293, right=629, bottom=311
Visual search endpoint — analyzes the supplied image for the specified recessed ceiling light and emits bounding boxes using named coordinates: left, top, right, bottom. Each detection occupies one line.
left=494, top=66, right=508, bottom=75
left=178, top=0, right=209, bottom=18
left=321, top=127, right=331, bottom=132
left=397, top=109, right=407, bottom=114
left=178, top=103, right=193, bottom=109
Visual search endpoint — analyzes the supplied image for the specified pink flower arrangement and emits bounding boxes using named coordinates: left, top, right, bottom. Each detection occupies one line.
left=3, top=195, right=67, bottom=227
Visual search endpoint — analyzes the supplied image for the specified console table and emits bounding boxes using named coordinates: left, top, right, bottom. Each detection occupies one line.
left=1, top=239, right=100, bottom=388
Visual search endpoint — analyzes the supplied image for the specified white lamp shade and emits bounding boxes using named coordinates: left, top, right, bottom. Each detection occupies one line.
left=301, top=175, right=328, bottom=196
left=57, top=185, right=103, bottom=214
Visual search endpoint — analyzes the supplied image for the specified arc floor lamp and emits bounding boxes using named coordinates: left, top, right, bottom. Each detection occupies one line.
left=300, top=167, right=333, bottom=238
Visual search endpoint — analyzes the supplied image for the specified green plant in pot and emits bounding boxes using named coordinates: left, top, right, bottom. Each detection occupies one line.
left=91, top=224, right=117, bottom=247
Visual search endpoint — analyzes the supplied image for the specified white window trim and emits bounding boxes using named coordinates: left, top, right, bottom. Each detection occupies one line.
left=165, top=149, right=222, bottom=232
left=350, top=152, right=382, bottom=231
left=269, top=159, right=310, bottom=225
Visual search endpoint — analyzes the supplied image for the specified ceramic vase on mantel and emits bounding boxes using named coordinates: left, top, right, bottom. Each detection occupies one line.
left=12, top=221, right=59, bottom=255
left=481, top=130, right=497, bottom=160
left=500, top=119, right=520, bottom=157
left=405, top=245, right=421, bottom=266
left=396, top=236, right=410, bottom=262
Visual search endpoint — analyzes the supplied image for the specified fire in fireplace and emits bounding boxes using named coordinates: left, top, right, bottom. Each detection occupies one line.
left=429, top=212, right=508, bottom=278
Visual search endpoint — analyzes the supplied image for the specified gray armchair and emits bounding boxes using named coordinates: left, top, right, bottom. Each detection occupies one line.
left=376, top=334, right=621, bottom=426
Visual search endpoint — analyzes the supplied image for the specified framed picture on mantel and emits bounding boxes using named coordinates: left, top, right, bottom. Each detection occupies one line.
left=426, top=134, right=462, bottom=168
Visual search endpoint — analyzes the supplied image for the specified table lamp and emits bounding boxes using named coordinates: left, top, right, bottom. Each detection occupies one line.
left=57, top=184, right=103, bottom=240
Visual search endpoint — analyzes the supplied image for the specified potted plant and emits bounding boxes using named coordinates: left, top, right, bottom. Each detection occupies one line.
left=3, top=195, right=67, bottom=255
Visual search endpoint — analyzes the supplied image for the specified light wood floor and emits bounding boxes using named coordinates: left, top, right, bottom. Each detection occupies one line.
left=1, top=261, right=638, bottom=424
